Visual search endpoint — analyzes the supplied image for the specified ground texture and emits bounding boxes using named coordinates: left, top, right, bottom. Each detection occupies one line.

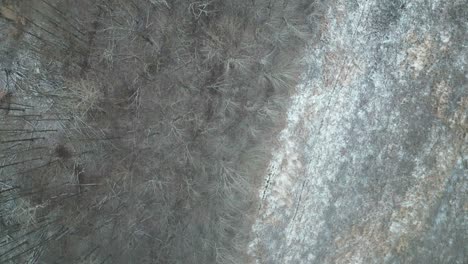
left=250, top=0, right=467, bottom=263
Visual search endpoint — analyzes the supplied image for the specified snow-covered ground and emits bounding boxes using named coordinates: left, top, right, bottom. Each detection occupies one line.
left=249, top=1, right=467, bottom=263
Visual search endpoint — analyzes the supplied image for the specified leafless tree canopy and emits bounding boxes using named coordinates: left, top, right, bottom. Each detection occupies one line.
left=0, top=0, right=325, bottom=263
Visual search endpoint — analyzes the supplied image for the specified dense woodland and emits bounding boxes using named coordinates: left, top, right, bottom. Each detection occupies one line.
left=0, top=0, right=324, bottom=263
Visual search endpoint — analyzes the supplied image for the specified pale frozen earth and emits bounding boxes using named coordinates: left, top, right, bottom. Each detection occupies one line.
left=249, top=0, right=467, bottom=263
